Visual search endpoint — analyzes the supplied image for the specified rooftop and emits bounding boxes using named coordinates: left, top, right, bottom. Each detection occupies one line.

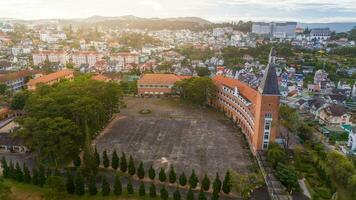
left=27, top=69, right=73, bottom=86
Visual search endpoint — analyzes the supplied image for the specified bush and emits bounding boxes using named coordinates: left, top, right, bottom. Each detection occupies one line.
left=139, top=181, right=145, bottom=196
left=44, top=176, right=66, bottom=200
left=159, top=168, right=167, bottom=182
left=113, top=173, right=122, bottom=196
left=149, top=183, right=156, bottom=197
left=127, top=179, right=134, bottom=194
left=101, top=176, right=110, bottom=196
left=179, top=172, right=187, bottom=186
left=189, top=170, right=198, bottom=189
left=160, top=186, right=169, bottom=200
left=137, top=162, right=145, bottom=179
left=148, top=166, right=155, bottom=180
left=314, top=187, right=332, bottom=199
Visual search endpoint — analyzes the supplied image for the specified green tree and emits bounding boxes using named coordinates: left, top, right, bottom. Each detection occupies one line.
left=212, top=173, right=222, bottom=193
left=127, top=178, right=134, bottom=194
left=113, top=173, right=122, bottom=196
left=186, top=187, right=195, bottom=200
left=1, top=157, right=9, bottom=179
left=94, top=147, right=100, bottom=168
left=222, top=171, right=232, bottom=194
left=198, top=188, right=207, bottom=200
left=15, top=162, right=24, bottom=182
left=10, top=90, right=30, bottom=110
left=211, top=190, right=219, bottom=200
left=120, top=152, right=127, bottom=173
left=101, top=176, right=110, bottom=196
left=8, top=161, right=15, bottom=180
left=111, top=150, right=119, bottom=170
left=128, top=156, right=136, bottom=176
left=23, top=163, right=31, bottom=183
left=148, top=165, right=155, bottom=180
left=196, top=67, right=211, bottom=77
left=137, top=162, right=145, bottom=179
left=267, top=143, right=286, bottom=169
left=44, top=176, right=66, bottom=200
left=179, top=172, right=187, bottom=186
left=0, top=177, right=11, bottom=200
left=201, top=173, right=210, bottom=191
left=38, top=165, right=46, bottom=187
left=32, top=168, right=39, bottom=185
left=173, top=188, right=181, bottom=200
left=169, top=166, right=177, bottom=183
left=189, top=170, right=198, bottom=189
left=159, top=168, right=167, bottom=182
left=88, top=174, right=97, bottom=195
left=160, top=186, right=169, bottom=200
left=74, top=170, right=85, bottom=196
left=139, top=181, right=146, bottom=196
left=149, top=183, right=156, bottom=198
left=65, top=172, right=75, bottom=194
left=276, top=163, right=300, bottom=193
left=0, top=83, right=8, bottom=96
left=73, top=155, right=81, bottom=167
left=102, top=150, right=109, bottom=168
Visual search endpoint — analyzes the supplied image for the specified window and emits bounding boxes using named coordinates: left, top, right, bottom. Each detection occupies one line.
left=264, top=135, right=269, bottom=140
left=265, top=113, right=272, bottom=118
left=263, top=142, right=269, bottom=149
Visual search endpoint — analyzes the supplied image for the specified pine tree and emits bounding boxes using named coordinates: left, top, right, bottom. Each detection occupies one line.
left=23, top=163, right=31, bottom=183
left=189, top=170, right=198, bottom=189
left=102, top=150, right=110, bottom=168
left=179, top=172, right=187, bottom=186
left=173, top=188, right=181, bottom=200
left=38, top=165, right=46, bottom=187
left=74, top=170, right=85, bottom=196
left=15, top=162, right=23, bottom=182
left=101, top=176, right=110, bottom=196
left=88, top=174, right=97, bottom=195
left=211, top=190, right=219, bottom=200
left=111, top=150, right=119, bottom=170
left=137, top=162, right=145, bottom=179
left=159, top=168, right=167, bottom=182
left=212, top=173, right=222, bottom=193
left=186, top=187, right=195, bottom=200
left=149, top=183, right=156, bottom=198
left=139, top=181, right=146, bottom=196
left=32, top=168, right=39, bottom=185
left=120, top=152, right=127, bottom=173
left=8, top=161, right=15, bottom=179
left=128, top=156, right=136, bottom=176
left=198, top=188, right=207, bottom=200
left=160, top=186, right=168, bottom=200
left=73, top=154, right=81, bottom=167
left=127, top=178, right=134, bottom=194
left=169, top=166, right=177, bottom=184
left=65, top=172, right=75, bottom=194
left=82, top=126, right=98, bottom=176
left=148, top=165, right=155, bottom=180
left=222, top=171, right=231, bottom=194
left=1, top=157, right=9, bottom=178
left=113, top=173, right=122, bottom=196
left=201, top=173, right=210, bottom=191
left=94, top=147, right=100, bottom=167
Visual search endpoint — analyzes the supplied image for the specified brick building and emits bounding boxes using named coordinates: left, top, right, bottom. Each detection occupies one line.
left=27, top=69, right=74, bottom=90
left=137, top=74, right=190, bottom=96
left=210, top=48, right=280, bottom=152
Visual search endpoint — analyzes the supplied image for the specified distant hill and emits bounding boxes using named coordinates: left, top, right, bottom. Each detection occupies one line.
left=299, top=22, right=356, bottom=32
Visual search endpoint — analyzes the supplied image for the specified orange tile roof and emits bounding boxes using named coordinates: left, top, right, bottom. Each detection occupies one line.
left=27, top=69, right=73, bottom=86
left=138, top=74, right=188, bottom=85
left=92, top=74, right=110, bottom=82
left=0, top=70, right=41, bottom=82
left=213, top=75, right=258, bottom=105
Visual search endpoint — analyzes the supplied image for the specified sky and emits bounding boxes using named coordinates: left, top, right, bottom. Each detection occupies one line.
left=1, top=0, right=356, bottom=23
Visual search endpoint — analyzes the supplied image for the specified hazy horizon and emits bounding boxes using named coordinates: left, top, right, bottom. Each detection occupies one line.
left=1, top=0, right=356, bottom=23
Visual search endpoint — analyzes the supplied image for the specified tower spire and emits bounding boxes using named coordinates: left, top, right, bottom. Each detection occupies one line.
left=258, top=48, right=280, bottom=95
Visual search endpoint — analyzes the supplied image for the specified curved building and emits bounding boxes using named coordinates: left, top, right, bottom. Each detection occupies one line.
left=210, top=48, right=280, bottom=152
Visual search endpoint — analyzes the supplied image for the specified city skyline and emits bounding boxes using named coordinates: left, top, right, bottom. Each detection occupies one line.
left=1, top=0, right=356, bottom=23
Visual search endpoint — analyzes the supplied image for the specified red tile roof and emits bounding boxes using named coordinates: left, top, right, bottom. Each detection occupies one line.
left=27, top=69, right=73, bottom=86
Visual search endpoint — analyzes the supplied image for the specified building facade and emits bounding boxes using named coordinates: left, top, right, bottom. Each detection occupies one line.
left=137, top=74, right=190, bottom=96
left=27, top=69, right=74, bottom=90
left=0, top=70, right=41, bottom=92
left=252, top=22, right=297, bottom=39
left=32, top=50, right=69, bottom=66
left=210, top=48, right=280, bottom=152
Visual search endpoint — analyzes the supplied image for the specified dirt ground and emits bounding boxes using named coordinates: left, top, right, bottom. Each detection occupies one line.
left=95, top=97, right=254, bottom=178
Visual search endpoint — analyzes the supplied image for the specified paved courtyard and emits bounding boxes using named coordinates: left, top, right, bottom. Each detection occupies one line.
left=95, top=97, right=254, bottom=178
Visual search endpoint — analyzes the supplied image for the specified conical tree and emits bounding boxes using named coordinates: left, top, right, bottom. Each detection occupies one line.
left=88, top=173, right=97, bottom=195
left=186, top=187, right=195, bottom=200
left=94, top=147, right=100, bottom=167
left=189, top=170, right=198, bottom=189
left=148, top=165, right=155, bottom=180
left=1, top=157, right=9, bottom=178
left=8, top=161, right=15, bottom=179
left=211, top=190, right=219, bottom=200
left=113, top=173, right=122, bottom=196
left=83, top=122, right=98, bottom=175
left=137, top=162, right=145, bottom=179
left=65, top=172, right=75, bottom=194
left=222, top=171, right=232, bottom=194
left=179, top=172, right=187, bottom=186
left=74, top=170, right=85, bottom=196
left=159, top=168, right=166, bottom=182
left=111, top=150, right=119, bottom=170
left=127, top=178, right=134, bottom=194
left=73, top=154, right=81, bottom=167
left=201, top=173, right=210, bottom=191
left=38, top=165, right=46, bottom=187
left=139, top=181, right=146, bottom=196
left=101, top=176, right=110, bottom=196
left=173, top=188, right=181, bottom=200
left=169, top=166, right=177, bottom=184
left=128, top=156, right=136, bottom=176
left=198, top=188, right=207, bottom=200
left=160, top=186, right=169, bottom=200
left=23, top=163, right=31, bottom=183
left=149, top=183, right=156, bottom=198
left=32, top=168, right=39, bottom=185
left=213, top=173, right=222, bottom=193
left=102, top=150, right=110, bottom=168
left=120, top=152, right=127, bottom=173
left=15, top=162, right=23, bottom=182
